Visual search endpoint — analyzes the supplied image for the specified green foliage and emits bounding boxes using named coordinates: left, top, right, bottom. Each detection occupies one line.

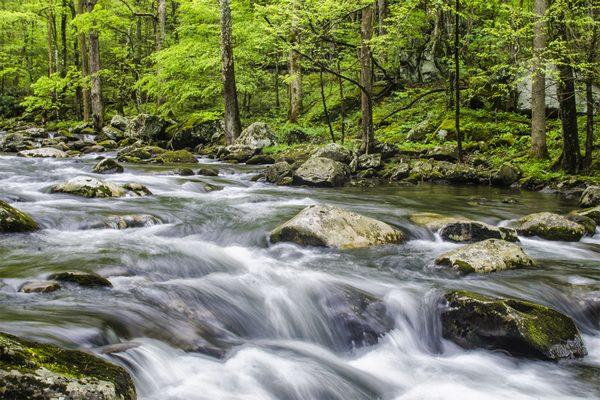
left=21, top=68, right=82, bottom=120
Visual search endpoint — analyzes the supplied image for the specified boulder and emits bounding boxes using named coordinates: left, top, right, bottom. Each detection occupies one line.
left=270, top=204, right=404, bottom=249
left=441, top=291, right=587, bottom=361
left=494, top=163, right=521, bottom=186
left=102, top=214, right=161, bottom=229
left=231, top=122, right=276, bottom=151
left=265, top=161, right=292, bottom=184
left=51, top=176, right=127, bottom=198
left=435, top=239, right=535, bottom=274
left=246, top=154, right=275, bottom=165
left=19, top=281, right=61, bottom=294
left=100, top=126, right=126, bottom=142
left=425, top=145, right=458, bottom=161
left=409, top=212, right=467, bottom=231
left=110, top=114, right=129, bottom=131
left=196, top=167, right=219, bottom=177
left=0, top=332, right=136, bottom=400
left=126, top=114, right=170, bottom=142
left=565, top=214, right=596, bottom=236
left=514, top=212, right=585, bottom=241
left=579, top=186, right=600, bottom=208
left=176, top=168, right=195, bottom=176
left=572, top=206, right=600, bottom=224
left=92, top=159, right=124, bottom=174
left=97, top=140, right=118, bottom=150
left=48, top=271, right=112, bottom=287
left=356, top=153, right=382, bottom=170
left=153, top=149, right=198, bottom=164
left=293, top=157, right=350, bottom=187
left=0, top=131, right=35, bottom=152
left=117, top=144, right=163, bottom=163
left=82, top=144, right=105, bottom=154
left=438, top=221, right=518, bottom=243
left=169, top=118, right=223, bottom=150
left=222, top=145, right=256, bottom=163
left=387, top=162, right=411, bottom=180
left=17, top=147, right=67, bottom=158
left=0, top=200, right=39, bottom=233
left=313, top=143, right=352, bottom=164
left=121, top=182, right=152, bottom=196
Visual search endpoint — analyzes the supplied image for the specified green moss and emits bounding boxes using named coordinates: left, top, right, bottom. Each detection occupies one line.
left=0, top=200, right=39, bottom=233
left=153, top=149, right=198, bottom=164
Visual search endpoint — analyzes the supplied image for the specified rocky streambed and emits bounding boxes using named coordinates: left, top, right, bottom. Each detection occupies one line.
left=0, top=122, right=600, bottom=399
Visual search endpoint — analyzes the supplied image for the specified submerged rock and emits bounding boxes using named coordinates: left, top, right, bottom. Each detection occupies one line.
left=438, top=221, right=518, bottom=243
left=293, top=157, right=350, bottom=187
left=579, top=186, right=600, bottom=208
left=92, top=158, right=124, bottom=174
left=270, top=204, right=404, bottom=249
left=51, top=176, right=126, bottom=198
left=17, top=147, right=67, bottom=158
left=102, top=214, right=162, bottom=229
left=0, top=332, right=136, bottom=400
left=435, top=239, right=535, bottom=274
left=441, top=291, right=587, bottom=361
left=313, top=143, right=352, bottom=164
left=19, top=281, right=60, bottom=294
left=514, top=212, right=585, bottom=241
left=48, top=271, right=112, bottom=287
left=0, top=200, right=39, bottom=233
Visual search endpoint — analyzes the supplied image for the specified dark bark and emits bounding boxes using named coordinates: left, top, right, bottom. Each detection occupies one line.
left=219, top=0, right=242, bottom=144
left=454, top=0, right=462, bottom=162
left=557, top=63, right=581, bottom=174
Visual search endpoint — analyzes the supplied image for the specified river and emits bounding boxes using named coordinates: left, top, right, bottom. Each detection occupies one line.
left=0, top=152, right=599, bottom=399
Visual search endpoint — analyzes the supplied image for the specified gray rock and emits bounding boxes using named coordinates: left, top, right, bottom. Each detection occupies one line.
left=265, top=161, right=292, bottom=184
left=126, top=114, right=170, bottom=141
left=232, top=122, right=276, bottom=150
left=17, top=147, right=68, bottom=158
left=270, top=204, right=405, bottom=249
left=356, top=153, right=382, bottom=170
left=196, top=167, right=219, bottom=177
left=438, top=221, right=518, bottom=243
left=441, top=291, right=587, bottom=360
left=565, top=214, right=596, bottom=235
left=19, top=281, right=61, bottom=293
left=572, top=206, right=600, bottom=224
left=110, top=114, right=129, bottom=131
left=409, top=212, right=468, bottom=231
left=102, top=214, right=162, bottom=229
left=223, top=145, right=256, bottom=163
left=435, top=239, right=535, bottom=274
left=293, top=157, right=350, bottom=187
left=495, top=163, right=521, bottom=186
left=0, top=332, right=136, bottom=400
left=0, top=200, right=39, bottom=233
left=176, top=168, right=195, bottom=176
left=51, top=176, right=127, bottom=198
left=313, top=143, right=352, bottom=164
left=514, top=212, right=586, bottom=241
left=92, top=159, right=124, bottom=174
left=579, top=186, right=600, bottom=208
left=388, top=162, right=411, bottom=180
left=0, top=131, right=35, bottom=152
left=101, top=126, right=126, bottom=141
left=246, top=154, right=275, bottom=165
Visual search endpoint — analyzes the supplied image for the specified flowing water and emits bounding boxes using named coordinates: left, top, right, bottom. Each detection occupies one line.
left=1, top=152, right=599, bottom=400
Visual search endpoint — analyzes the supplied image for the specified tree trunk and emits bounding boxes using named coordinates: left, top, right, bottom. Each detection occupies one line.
left=157, top=0, right=166, bottom=51
left=319, top=68, right=335, bottom=143
left=47, top=0, right=55, bottom=76
left=531, top=0, right=548, bottom=158
left=359, top=3, right=375, bottom=154
left=557, top=63, right=581, bottom=174
left=288, top=0, right=302, bottom=122
left=77, top=0, right=90, bottom=121
left=454, top=0, right=462, bottom=162
left=219, top=0, right=242, bottom=144
left=60, top=0, right=67, bottom=77
left=86, top=0, right=103, bottom=131
left=584, top=79, right=594, bottom=170
left=377, top=0, right=388, bottom=35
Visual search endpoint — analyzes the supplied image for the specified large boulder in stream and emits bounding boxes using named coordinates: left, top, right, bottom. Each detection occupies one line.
left=293, top=157, right=350, bottom=187
left=0, top=332, right=136, bottom=400
left=435, top=239, right=535, bottom=274
left=513, top=212, right=586, bottom=241
left=126, top=113, right=170, bottom=142
left=92, top=158, right=124, bottom=174
left=441, top=291, right=587, bottom=361
left=17, top=147, right=68, bottom=158
left=0, top=200, right=39, bottom=233
left=270, top=204, right=404, bottom=249
left=313, top=143, right=352, bottom=164
left=572, top=206, right=600, bottom=225
left=51, top=176, right=151, bottom=198
left=409, top=212, right=517, bottom=242
left=579, top=186, right=600, bottom=208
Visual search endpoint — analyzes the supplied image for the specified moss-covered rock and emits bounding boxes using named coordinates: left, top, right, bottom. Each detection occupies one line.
left=0, top=200, right=39, bottom=233
left=17, top=147, right=68, bottom=158
left=579, top=186, right=600, bottom=208
left=101, top=214, right=162, bottom=229
left=312, top=143, right=352, bottom=164
left=409, top=212, right=468, bottom=231
left=514, top=212, right=586, bottom=241
left=48, top=271, right=112, bottom=287
left=293, top=157, right=350, bottom=187
left=270, top=204, right=404, bottom=249
left=153, top=149, right=198, bottom=164
left=441, top=291, right=587, bottom=361
left=126, top=113, right=170, bottom=142
left=92, top=159, right=124, bottom=174
left=565, top=214, right=597, bottom=236
left=435, top=239, right=535, bottom=274
left=572, top=206, right=600, bottom=224
left=0, top=332, right=135, bottom=400
left=196, top=167, right=219, bottom=177
left=265, top=161, right=292, bottom=184
left=438, top=221, right=518, bottom=243
left=232, top=122, right=276, bottom=150
left=51, top=176, right=127, bottom=198
left=19, top=281, right=60, bottom=294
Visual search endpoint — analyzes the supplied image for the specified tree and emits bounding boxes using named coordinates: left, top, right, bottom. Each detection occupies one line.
left=219, top=0, right=242, bottom=144
left=359, top=2, right=374, bottom=154
left=531, top=0, right=548, bottom=159
left=77, top=0, right=90, bottom=121
left=288, top=0, right=302, bottom=122
left=85, top=0, right=103, bottom=131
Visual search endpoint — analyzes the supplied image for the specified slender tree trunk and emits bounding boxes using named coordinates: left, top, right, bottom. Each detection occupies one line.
left=319, top=68, right=335, bottom=143
left=377, top=0, right=388, bottom=35
left=359, top=3, right=375, bottom=154
left=77, top=0, right=90, bottom=120
left=584, top=20, right=597, bottom=170
left=337, top=57, right=346, bottom=144
left=557, top=63, right=581, bottom=174
left=219, top=0, right=242, bottom=144
left=274, top=53, right=280, bottom=108
left=86, top=0, right=103, bottom=131
left=454, top=0, right=462, bottom=162
left=157, top=0, right=166, bottom=51
left=288, top=0, right=302, bottom=122
left=47, top=0, right=55, bottom=76
left=531, top=0, right=548, bottom=158
left=60, top=0, right=67, bottom=77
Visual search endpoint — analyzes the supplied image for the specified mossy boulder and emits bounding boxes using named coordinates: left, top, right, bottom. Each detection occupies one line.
left=246, top=154, right=275, bottom=165
left=48, top=271, right=112, bottom=288
left=438, top=221, right=518, bottom=243
left=153, top=149, right=198, bottom=164
left=109, top=115, right=129, bottom=131
left=355, top=153, right=382, bottom=170
left=265, top=161, right=292, bottom=184
left=231, top=122, right=276, bottom=151
left=17, top=147, right=68, bottom=158
left=312, top=143, right=352, bottom=164
left=0, top=131, right=35, bottom=152
left=196, top=167, right=219, bottom=177
left=168, top=117, right=223, bottom=150
left=579, top=186, right=600, bottom=208
left=270, top=204, right=405, bottom=249
left=435, top=239, right=535, bottom=274
left=514, top=212, right=586, bottom=241
left=409, top=212, right=468, bottom=231
left=494, top=163, right=521, bottom=186
left=441, top=291, right=587, bottom=361
left=0, top=200, right=39, bottom=233
left=92, top=159, right=124, bottom=174
left=116, top=145, right=164, bottom=163
left=565, top=214, right=597, bottom=236
left=0, top=332, right=136, bottom=399
left=51, top=176, right=127, bottom=198
left=572, top=206, right=600, bottom=224
left=126, top=113, right=170, bottom=142
left=293, top=157, right=350, bottom=187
